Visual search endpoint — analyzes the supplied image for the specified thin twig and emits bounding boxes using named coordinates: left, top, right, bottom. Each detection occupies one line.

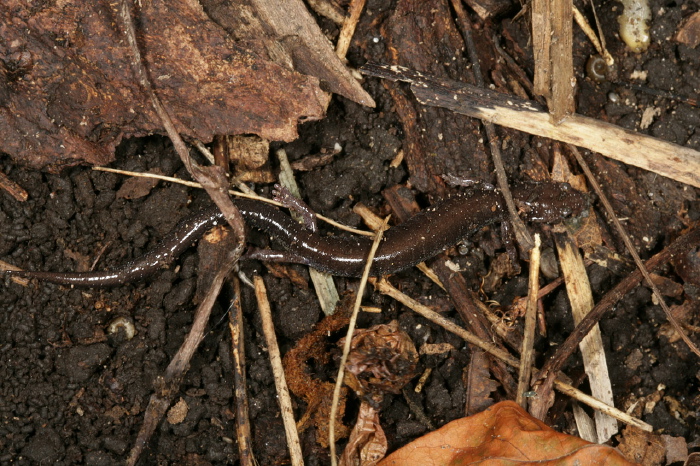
left=371, top=277, right=652, bottom=431
left=329, top=216, right=390, bottom=465
left=255, top=275, right=304, bottom=466
left=516, top=234, right=540, bottom=407
left=450, top=0, right=534, bottom=251
left=568, top=146, right=700, bottom=358
left=228, top=277, right=255, bottom=466
left=92, top=166, right=374, bottom=236
left=336, top=0, right=367, bottom=60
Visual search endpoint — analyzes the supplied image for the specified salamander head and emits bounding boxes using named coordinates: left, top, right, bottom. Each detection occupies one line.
left=513, top=182, right=589, bottom=223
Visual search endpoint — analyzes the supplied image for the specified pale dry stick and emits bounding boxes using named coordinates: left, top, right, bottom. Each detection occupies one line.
left=228, top=277, right=255, bottom=466
left=568, top=145, right=700, bottom=358
left=307, top=0, right=346, bottom=24
left=572, top=6, right=614, bottom=65
left=336, top=0, right=366, bottom=60
left=277, top=149, right=339, bottom=316
left=572, top=401, right=599, bottom=443
left=329, top=216, right=390, bottom=466
left=555, top=230, right=617, bottom=442
left=360, top=64, right=700, bottom=189
left=193, top=139, right=216, bottom=165
left=372, top=278, right=652, bottom=431
left=92, top=166, right=374, bottom=236
left=531, top=0, right=551, bottom=96
left=548, top=0, right=574, bottom=123
left=516, top=234, right=541, bottom=408
left=254, top=275, right=304, bottom=466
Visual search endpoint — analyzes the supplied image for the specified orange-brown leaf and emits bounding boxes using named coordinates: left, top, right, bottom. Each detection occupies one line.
left=379, top=401, right=635, bottom=465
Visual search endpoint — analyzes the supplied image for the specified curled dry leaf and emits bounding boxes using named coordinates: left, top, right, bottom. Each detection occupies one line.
left=343, top=321, right=419, bottom=407
left=339, top=402, right=387, bottom=466
left=0, top=0, right=324, bottom=170
left=675, top=12, right=700, bottom=48
left=464, top=350, right=499, bottom=416
left=379, top=401, right=635, bottom=465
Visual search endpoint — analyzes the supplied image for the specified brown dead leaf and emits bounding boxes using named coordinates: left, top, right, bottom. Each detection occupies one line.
left=344, top=321, right=419, bottom=406
left=616, top=425, right=665, bottom=465
left=675, top=12, right=700, bottom=48
left=463, top=350, right=499, bottom=416
left=340, top=402, right=387, bottom=466
left=116, top=170, right=163, bottom=200
left=1, top=0, right=324, bottom=170
left=379, top=401, right=634, bottom=465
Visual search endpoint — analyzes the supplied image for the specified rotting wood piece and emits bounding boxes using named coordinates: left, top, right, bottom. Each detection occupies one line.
left=361, top=64, right=700, bottom=189
left=0, top=0, right=326, bottom=170
left=381, top=0, right=493, bottom=193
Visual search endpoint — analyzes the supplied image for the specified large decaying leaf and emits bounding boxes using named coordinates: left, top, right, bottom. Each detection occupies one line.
left=379, top=401, right=634, bottom=465
left=0, top=0, right=325, bottom=170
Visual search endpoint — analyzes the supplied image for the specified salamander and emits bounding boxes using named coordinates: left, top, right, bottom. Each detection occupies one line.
left=3, top=181, right=587, bottom=286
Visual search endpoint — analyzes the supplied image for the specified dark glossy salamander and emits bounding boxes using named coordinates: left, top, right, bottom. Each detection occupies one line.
left=3, top=182, right=587, bottom=286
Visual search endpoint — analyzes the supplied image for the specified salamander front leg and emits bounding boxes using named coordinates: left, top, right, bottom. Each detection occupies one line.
left=272, top=184, right=318, bottom=232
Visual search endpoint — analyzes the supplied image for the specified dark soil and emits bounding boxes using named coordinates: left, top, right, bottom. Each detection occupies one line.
left=2, top=0, right=700, bottom=464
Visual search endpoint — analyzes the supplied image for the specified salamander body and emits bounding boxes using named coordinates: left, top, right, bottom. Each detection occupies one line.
left=4, top=182, right=587, bottom=286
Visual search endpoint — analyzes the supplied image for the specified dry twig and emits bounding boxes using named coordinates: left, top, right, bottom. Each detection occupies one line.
left=360, top=64, right=700, bottom=189
left=255, top=276, right=304, bottom=466
left=228, top=277, right=255, bottom=466
left=329, top=216, right=390, bottom=465
left=516, top=234, right=540, bottom=408
left=371, top=278, right=652, bottom=432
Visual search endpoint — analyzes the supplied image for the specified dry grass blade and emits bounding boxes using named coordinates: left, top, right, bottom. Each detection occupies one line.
left=554, top=230, right=618, bottom=442
left=254, top=276, right=304, bottom=466
left=371, top=278, right=652, bottom=432
left=277, top=149, right=340, bottom=315
left=567, top=145, right=700, bottom=359
left=228, top=277, right=255, bottom=466
left=516, top=234, right=540, bottom=408
left=330, top=216, right=390, bottom=465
